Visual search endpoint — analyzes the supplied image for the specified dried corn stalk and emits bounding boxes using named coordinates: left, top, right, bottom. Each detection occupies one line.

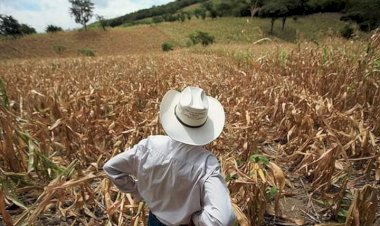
left=345, top=185, right=378, bottom=226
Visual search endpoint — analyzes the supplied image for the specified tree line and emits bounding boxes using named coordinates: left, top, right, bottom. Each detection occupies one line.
left=0, top=15, right=36, bottom=37
left=106, top=0, right=206, bottom=27
left=196, top=0, right=379, bottom=33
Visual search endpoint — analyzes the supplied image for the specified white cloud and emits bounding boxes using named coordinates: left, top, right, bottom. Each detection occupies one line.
left=0, top=0, right=172, bottom=33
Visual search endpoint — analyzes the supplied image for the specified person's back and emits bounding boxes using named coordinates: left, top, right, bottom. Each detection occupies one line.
left=104, top=87, right=236, bottom=226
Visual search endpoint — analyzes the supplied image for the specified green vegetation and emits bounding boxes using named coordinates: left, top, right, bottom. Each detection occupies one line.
left=0, top=14, right=36, bottom=37
left=161, top=42, right=174, bottom=51
left=19, top=24, right=36, bottom=35
left=94, top=0, right=379, bottom=34
left=342, top=0, right=380, bottom=31
left=106, top=0, right=207, bottom=27
left=53, top=44, right=67, bottom=55
left=266, top=186, right=279, bottom=200
left=69, top=0, right=94, bottom=31
left=46, top=25, right=63, bottom=33
left=189, top=31, right=215, bottom=46
left=159, top=14, right=345, bottom=45
left=77, top=48, right=95, bottom=56
left=96, top=15, right=108, bottom=31
left=340, top=23, right=354, bottom=39
left=250, top=154, right=269, bottom=166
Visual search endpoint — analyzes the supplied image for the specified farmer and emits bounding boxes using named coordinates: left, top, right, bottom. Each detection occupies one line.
left=103, top=86, right=236, bottom=226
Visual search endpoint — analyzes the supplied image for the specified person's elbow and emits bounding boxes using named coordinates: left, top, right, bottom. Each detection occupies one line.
left=219, top=210, right=236, bottom=226
left=203, top=209, right=236, bottom=226
left=103, top=161, right=114, bottom=178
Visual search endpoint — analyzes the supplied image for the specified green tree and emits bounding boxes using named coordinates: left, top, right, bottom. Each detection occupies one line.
left=246, top=0, right=265, bottom=17
left=96, top=15, right=107, bottom=31
left=306, top=0, right=345, bottom=13
left=186, top=12, right=192, bottom=20
left=260, top=1, right=287, bottom=33
left=201, top=1, right=218, bottom=18
left=259, top=0, right=301, bottom=33
left=178, top=12, right=186, bottom=22
left=68, top=0, right=94, bottom=31
left=201, top=2, right=213, bottom=12
left=46, top=25, right=63, bottom=33
left=281, top=0, right=301, bottom=30
left=19, top=24, right=36, bottom=35
left=194, top=8, right=206, bottom=19
left=219, top=0, right=264, bottom=17
left=0, top=15, right=22, bottom=37
left=153, top=16, right=164, bottom=23
left=216, top=2, right=233, bottom=17
left=342, top=0, right=380, bottom=31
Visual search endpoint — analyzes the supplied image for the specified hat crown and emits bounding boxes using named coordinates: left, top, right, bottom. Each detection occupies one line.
left=175, top=87, right=209, bottom=127
left=160, top=86, right=225, bottom=145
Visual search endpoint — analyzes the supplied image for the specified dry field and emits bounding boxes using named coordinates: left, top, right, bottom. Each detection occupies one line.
left=0, top=29, right=380, bottom=225
left=0, top=27, right=169, bottom=60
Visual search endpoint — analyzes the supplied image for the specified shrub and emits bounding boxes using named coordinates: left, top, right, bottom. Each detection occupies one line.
left=109, top=18, right=123, bottom=27
left=96, top=15, right=108, bottom=31
left=153, top=16, right=164, bottom=23
left=46, top=25, right=63, bottom=33
left=53, top=44, right=66, bottom=55
left=19, top=24, right=36, bottom=35
left=161, top=42, right=174, bottom=52
left=340, top=24, right=354, bottom=39
left=189, top=31, right=215, bottom=46
left=186, top=40, right=193, bottom=47
left=77, top=48, right=95, bottom=56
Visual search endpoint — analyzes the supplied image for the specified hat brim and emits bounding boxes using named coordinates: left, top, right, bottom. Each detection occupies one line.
left=159, top=90, right=225, bottom=146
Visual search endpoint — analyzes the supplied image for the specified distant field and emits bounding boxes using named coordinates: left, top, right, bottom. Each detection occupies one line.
left=0, top=13, right=350, bottom=60
left=0, top=27, right=169, bottom=60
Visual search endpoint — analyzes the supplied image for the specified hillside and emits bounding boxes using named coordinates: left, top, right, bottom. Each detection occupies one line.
left=0, top=27, right=169, bottom=60
left=101, top=0, right=209, bottom=27
left=0, top=13, right=347, bottom=60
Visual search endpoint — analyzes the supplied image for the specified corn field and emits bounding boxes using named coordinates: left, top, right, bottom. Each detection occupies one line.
left=0, top=32, right=380, bottom=226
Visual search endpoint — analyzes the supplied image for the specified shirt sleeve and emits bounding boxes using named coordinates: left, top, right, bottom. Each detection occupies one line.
left=103, top=139, right=147, bottom=199
left=192, top=168, right=236, bottom=226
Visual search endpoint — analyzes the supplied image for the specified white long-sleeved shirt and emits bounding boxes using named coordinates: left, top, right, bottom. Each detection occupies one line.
left=103, top=135, right=236, bottom=226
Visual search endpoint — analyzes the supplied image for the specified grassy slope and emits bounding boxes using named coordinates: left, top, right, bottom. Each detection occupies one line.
left=0, top=13, right=347, bottom=60
left=159, top=13, right=346, bottom=45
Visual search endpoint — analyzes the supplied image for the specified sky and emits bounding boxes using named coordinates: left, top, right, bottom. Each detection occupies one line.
left=0, top=0, right=173, bottom=33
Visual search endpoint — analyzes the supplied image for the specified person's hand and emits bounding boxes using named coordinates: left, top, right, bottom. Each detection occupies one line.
left=132, top=192, right=143, bottom=202
left=126, top=193, right=143, bottom=204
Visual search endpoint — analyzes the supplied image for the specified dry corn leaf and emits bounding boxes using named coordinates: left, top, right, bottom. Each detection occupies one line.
left=232, top=203, right=249, bottom=226
left=345, top=185, right=378, bottom=226
left=0, top=190, right=13, bottom=226
left=268, top=162, right=285, bottom=191
left=376, top=157, right=380, bottom=181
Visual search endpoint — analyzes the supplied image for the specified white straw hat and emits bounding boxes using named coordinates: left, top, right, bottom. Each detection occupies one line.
left=159, top=86, right=225, bottom=145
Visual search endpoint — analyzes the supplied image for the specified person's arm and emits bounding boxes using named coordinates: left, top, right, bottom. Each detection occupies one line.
left=192, top=169, right=236, bottom=226
left=103, top=139, right=147, bottom=199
